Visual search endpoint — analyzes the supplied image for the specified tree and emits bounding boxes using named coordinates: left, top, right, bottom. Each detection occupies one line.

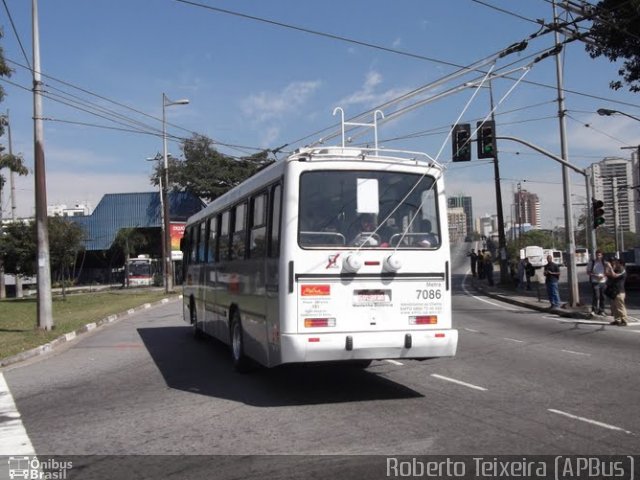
left=0, top=29, right=11, bottom=104
left=0, top=28, right=17, bottom=300
left=48, top=217, right=85, bottom=298
left=151, top=135, right=274, bottom=202
left=585, top=0, right=640, bottom=92
left=0, top=221, right=36, bottom=298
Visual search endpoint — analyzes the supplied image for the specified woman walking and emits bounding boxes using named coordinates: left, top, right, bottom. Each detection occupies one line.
left=607, top=258, right=628, bottom=326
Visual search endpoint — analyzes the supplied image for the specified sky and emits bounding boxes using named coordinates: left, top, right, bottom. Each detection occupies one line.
left=1, top=0, right=639, bottom=229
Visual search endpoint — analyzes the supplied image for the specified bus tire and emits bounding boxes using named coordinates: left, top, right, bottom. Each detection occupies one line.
left=190, top=298, right=204, bottom=340
left=230, top=312, right=251, bottom=373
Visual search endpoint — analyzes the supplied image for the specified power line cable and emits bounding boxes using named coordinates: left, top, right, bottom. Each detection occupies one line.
left=1, top=0, right=31, bottom=70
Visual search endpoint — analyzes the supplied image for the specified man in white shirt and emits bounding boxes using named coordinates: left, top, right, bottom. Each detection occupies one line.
left=587, top=249, right=611, bottom=315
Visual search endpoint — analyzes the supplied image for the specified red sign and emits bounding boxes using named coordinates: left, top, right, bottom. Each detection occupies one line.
left=301, top=284, right=331, bottom=296
left=170, top=223, right=186, bottom=252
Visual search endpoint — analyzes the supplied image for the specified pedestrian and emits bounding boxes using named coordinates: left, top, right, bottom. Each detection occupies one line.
left=524, top=258, right=535, bottom=291
left=467, top=249, right=478, bottom=277
left=543, top=254, right=561, bottom=309
left=517, top=257, right=526, bottom=289
left=587, top=249, right=610, bottom=315
left=478, top=250, right=486, bottom=279
left=484, top=251, right=494, bottom=286
left=607, top=258, right=628, bottom=326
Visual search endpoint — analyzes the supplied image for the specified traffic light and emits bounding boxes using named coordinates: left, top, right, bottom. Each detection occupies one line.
left=477, top=120, right=496, bottom=159
left=452, top=123, right=471, bottom=162
left=592, top=199, right=605, bottom=228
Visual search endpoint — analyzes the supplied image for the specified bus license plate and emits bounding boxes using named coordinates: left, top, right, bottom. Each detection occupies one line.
left=354, top=289, right=390, bottom=303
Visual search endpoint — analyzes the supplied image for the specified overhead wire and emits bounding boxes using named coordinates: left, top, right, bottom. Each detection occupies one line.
left=1, top=0, right=30, bottom=70
left=3, top=0, right=638, bottom=164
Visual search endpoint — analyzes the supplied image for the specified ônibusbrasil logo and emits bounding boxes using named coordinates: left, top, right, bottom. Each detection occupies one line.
left=7, top=456, right=72, bottom=480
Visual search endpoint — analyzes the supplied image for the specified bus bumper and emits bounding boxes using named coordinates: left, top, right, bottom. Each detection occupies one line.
left=279, top=329, right=458, bottom=364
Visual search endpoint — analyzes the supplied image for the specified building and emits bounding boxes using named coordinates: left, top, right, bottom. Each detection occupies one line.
left=70, top=191, right=205, bottom=284
left=590, top=157, right=636, bottom=233
left=447, top=195, right=473, bottom=236
left=447, top=207, right=467, bottom=243
left=513, top=188, right=540, bottom=229
left=476, top=214, right=493, bottom=238
left=47, top=202, right=93, bottom=217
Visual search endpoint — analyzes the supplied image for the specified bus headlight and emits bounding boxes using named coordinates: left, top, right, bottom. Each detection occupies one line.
left=343, top=254, right=363, bottom=273
left=383, top=254, right=402, bottom=272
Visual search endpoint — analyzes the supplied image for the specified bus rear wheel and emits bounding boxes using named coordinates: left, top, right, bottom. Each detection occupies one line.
left=230, top=312, right=251, bottom=373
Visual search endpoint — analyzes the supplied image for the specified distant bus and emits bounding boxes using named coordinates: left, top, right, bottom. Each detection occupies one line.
left=182, top=143, right=457, bottom=371
left=520, top=246, right=545, bottom=268
left=126, top=255, right=160, bottom=287
left=575, top=247, right=590, bottom=266
left=543, top=248, right=563, bottom=266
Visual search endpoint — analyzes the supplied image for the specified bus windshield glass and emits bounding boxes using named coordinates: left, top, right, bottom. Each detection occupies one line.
left=129, top=260, right=151, bottom=276
left=299, top=170, right=439, bottom=249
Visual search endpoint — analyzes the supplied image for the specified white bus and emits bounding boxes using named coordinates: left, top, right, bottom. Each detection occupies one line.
left=575, top=247, right=590, bottom=266
left=182, top=145, right=457, bottom=371
left=126, top=255, right=160, bottom=287
left=520, top=245, right=545, bottom=268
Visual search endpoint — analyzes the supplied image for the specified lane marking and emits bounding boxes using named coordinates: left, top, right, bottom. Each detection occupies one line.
left=502, top=337, right=524, bottom=343
left=431, top=373, right=487, bottom=391
left=385, top=359, right=404, bottom=366
left=464, top=328, right=479, bottom=333
left=548, top=408, right=633, bottom=435
left=460, top=273, right=519, bottom=310
left=560, top=349, right=591, bottom=356
left=0, top=372, right=36, bottom=455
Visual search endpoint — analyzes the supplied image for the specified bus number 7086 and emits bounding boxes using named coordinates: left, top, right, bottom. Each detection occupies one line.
left=416, top=289, right=442, bottom=300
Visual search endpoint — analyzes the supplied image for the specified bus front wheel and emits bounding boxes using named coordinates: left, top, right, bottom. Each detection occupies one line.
left=230, top=312, right=251, bottom=373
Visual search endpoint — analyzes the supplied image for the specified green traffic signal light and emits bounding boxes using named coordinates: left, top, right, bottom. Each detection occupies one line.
left=477, top=120, right=496, bottom=159
left=592, top=199, right=605, bottom=228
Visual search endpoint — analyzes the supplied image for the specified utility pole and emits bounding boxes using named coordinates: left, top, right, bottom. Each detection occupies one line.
left=552, top=0, right=579, bottom=307
left=32, top=0, right=53, bottom=330
left=484, top=83, right=509, bottom=285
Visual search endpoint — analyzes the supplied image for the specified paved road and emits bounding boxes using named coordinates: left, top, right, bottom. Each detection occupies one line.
left=1, top=248, right=639, bottom=478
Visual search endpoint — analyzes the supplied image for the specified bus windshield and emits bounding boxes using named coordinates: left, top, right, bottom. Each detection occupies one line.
left=129, top=260, right=151, bottom=276
left=298, top=170, right=439, bottom=249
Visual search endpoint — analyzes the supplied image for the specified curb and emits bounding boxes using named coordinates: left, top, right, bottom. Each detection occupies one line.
left=473, top=284, right=592, bottom=320
left=0, top=294, right=183, bottom=368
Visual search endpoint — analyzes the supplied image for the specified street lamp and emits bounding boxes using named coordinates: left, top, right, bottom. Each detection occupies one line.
left=162, top=93, right=189, bottom=293
left=598, top=107, right=640, bottom=253
left=597, top=108, right=640, bottom=123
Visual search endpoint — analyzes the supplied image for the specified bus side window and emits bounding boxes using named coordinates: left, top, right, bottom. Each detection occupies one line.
left=250, top=193, right=267, bottom=258
left=190, top=225, right=200, bottom=263
left=231, top=202, right=247, bottom=261
left=182, top=229, right=191, bottom=266
left=199, top=222, right=207, bottom=263
left=268, top=183, right=282, bottom=258
left=219, top=211, right=230, bottom=262
left=207, top=216, right=218, bottom=263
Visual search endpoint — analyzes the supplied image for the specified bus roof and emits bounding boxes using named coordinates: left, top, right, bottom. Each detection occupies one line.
left=290, top=146, right=443, bottom=169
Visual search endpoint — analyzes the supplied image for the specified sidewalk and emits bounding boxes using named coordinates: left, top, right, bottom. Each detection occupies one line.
left=471, top=276, right=598, bottom=321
